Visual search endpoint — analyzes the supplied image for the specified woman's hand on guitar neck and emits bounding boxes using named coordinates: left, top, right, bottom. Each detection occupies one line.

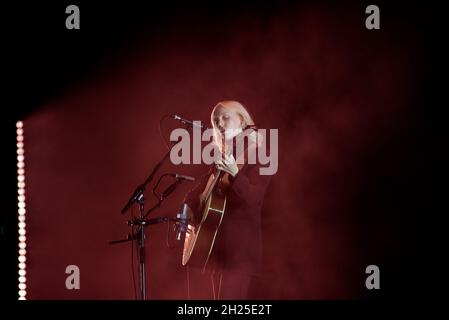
left=215, top=153, right=239, bottom=177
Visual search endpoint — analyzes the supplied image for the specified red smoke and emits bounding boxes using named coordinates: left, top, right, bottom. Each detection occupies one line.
left=25, top=4, right=419, bottom=299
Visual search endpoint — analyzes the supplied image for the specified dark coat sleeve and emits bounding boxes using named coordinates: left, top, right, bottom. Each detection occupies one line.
left=228, top=162, right=272, bottom=207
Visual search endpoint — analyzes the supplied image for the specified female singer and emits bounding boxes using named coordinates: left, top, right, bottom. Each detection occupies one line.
left=183, top=100, right=273, bottom=300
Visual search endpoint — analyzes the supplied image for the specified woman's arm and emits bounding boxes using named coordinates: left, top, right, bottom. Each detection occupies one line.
left=228, top=163, right=272, bottom=205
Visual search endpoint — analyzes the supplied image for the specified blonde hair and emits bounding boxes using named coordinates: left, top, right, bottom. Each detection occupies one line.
left=210, top=100, right=262, bottom=152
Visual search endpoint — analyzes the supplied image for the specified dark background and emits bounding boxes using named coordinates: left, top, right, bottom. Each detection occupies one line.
left=1, top=0, right=444, bottom=300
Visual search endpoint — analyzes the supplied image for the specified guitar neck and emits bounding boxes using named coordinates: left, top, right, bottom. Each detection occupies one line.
left=204, top=168, right=223, bottom=201
left=203, top=137, right=226, bottom=200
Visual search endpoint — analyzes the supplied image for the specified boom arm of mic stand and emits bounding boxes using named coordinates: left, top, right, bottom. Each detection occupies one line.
left=120, top=125, right=194, bottom=215
left=121, top=149, right=171, bottom=215
left=109, top=215, right=177, bottom=245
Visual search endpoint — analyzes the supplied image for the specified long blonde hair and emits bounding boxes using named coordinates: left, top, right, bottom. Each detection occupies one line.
left=210, top=100, right=262, bottom=153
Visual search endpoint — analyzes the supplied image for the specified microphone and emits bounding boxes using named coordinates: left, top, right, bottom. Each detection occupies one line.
left=176, top=203, right=189, bottom=241
left=170, top=173, right=196, bottom=182
left=171, top=115, right=204, bottom=129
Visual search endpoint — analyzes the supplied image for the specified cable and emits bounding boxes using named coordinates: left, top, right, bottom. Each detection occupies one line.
left=159, top=114, right=172, bottom=151
left=130, top=206, right=137, bottom=300
left=165, top=219, right=176, bottom=248
left=186, top=266, right=191, bottom=300
left=217, top=273, right=223, bottom=300
left=211, top=273, right=216, bottom=300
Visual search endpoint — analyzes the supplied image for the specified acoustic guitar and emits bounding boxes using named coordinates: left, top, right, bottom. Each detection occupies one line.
left=181, top=164, right=227, bottom=273
left=182, top=129, right=257, bottom=272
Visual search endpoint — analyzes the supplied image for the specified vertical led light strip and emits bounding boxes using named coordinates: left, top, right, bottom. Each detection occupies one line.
left=16, top=121, right=27, bottom=300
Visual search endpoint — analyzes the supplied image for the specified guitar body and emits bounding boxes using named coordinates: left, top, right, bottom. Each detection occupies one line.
left=182, top=174, right=227, bottom=273
left=182, top=128, right=256, bottom=272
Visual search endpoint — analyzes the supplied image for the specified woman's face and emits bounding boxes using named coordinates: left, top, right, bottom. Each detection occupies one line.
left=213, top=107, right=243, bottom=141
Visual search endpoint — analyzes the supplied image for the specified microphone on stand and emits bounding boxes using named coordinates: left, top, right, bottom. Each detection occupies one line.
left=174, top=174, right=195, bottom=182
left=171, top=115, right=204, bottom=129
left=176, top=203, right=189, bottom=241
left=166, top=173, right=195, bottom=182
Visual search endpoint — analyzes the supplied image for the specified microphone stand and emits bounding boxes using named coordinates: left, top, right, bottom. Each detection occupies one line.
left=112, top=178, right=189, bottom=300
left=109, top=214, right=185, bottom=299
left=115, top=124, right=196, bottom=300
left=137, top=194, right=146, bottom=300
left=118, top=151, right=171, bottom=301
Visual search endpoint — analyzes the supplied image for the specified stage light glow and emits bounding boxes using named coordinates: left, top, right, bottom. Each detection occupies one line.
left=17, top=121, right=27, bottom=300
